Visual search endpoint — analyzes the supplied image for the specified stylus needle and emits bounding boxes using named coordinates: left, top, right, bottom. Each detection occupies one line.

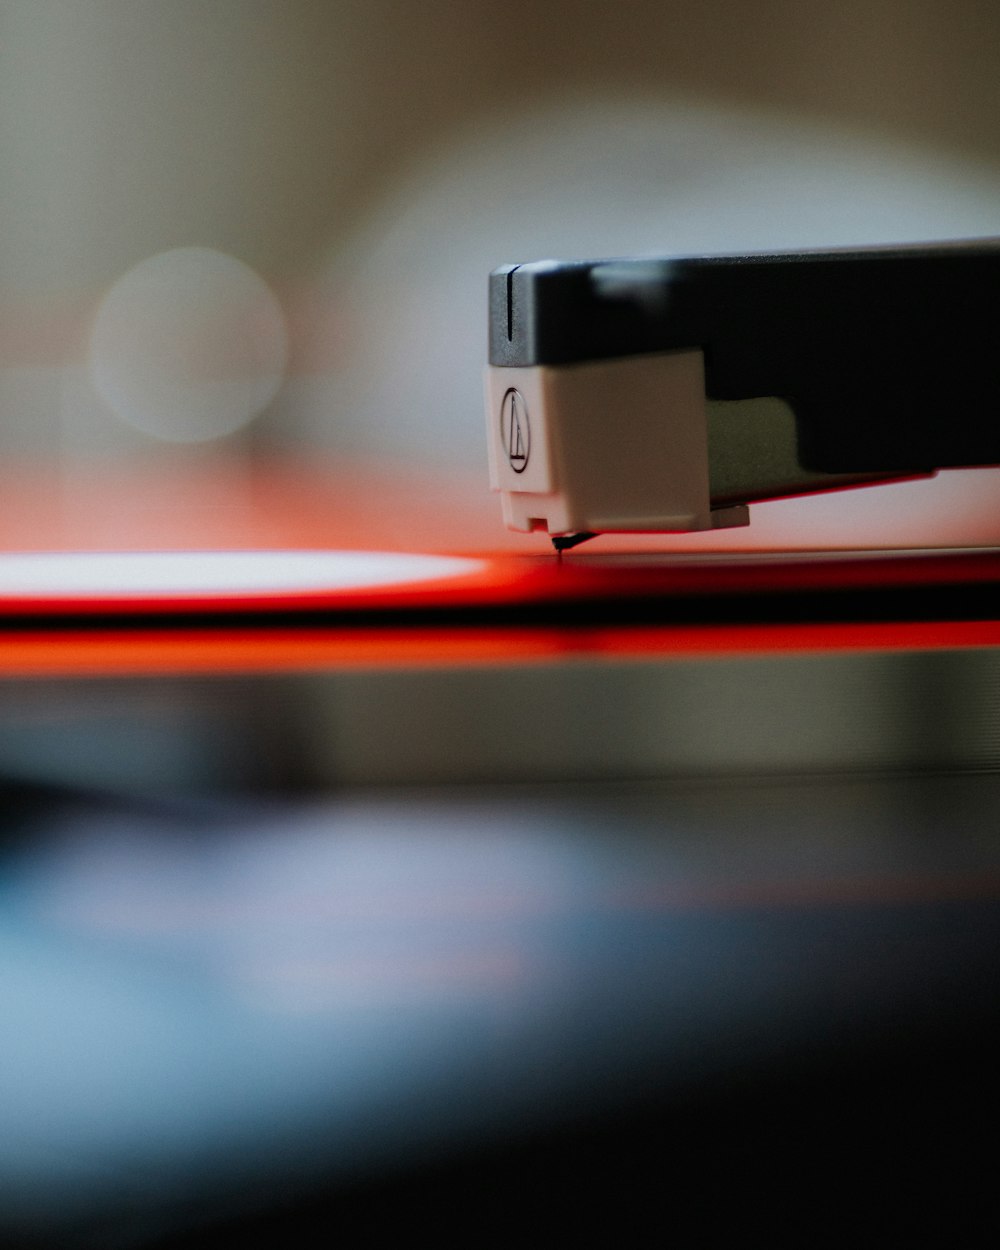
left=551, top=532, right=596, bottom=553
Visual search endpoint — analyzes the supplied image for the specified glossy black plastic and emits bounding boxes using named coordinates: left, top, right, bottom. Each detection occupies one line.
left=489, top=242, right=1000, bottom=473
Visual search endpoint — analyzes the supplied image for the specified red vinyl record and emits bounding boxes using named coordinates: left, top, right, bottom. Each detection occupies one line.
left=1, top=456, right=999, bottom=674
left=0, top=545, right=998, bottom=676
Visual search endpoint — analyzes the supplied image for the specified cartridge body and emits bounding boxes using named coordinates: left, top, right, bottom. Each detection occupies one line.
left=486, top=243, right=1000, bottom=539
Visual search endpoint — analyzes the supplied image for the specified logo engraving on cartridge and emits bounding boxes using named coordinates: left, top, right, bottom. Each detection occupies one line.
left=500, top=388, right=530, bottom=473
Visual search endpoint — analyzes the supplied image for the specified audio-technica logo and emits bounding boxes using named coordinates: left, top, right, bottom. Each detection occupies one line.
left=500, top=388, right=530, bottom=473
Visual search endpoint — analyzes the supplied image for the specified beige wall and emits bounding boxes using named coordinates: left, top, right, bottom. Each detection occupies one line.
left=3, top=0, right=1000, bottom=292
left=3, top=0, right=1000, bottom=498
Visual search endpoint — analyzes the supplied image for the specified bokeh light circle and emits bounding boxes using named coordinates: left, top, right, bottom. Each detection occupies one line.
left=90, top=247, right=288, bottom=442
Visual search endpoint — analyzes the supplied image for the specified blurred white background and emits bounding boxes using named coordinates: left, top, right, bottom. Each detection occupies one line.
left=3, top=0, right=1000, bottom=548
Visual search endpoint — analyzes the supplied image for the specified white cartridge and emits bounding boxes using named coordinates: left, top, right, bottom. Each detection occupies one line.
left=486, top=350, right=748, bottom=537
